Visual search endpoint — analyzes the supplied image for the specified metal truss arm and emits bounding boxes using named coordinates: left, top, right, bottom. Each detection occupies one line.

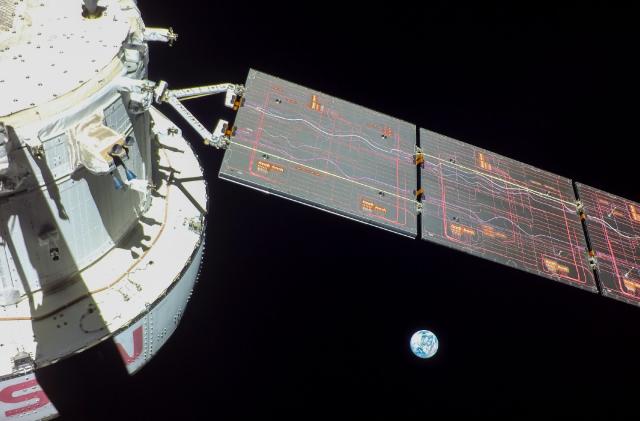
left=154, top=81, right=243, bottom=148
left=165, top=95, right=215, bottom=146
left=167, top=84, right=245, bottom=109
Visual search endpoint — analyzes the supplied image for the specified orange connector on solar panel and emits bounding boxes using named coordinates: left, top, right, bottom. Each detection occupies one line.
left=233, top=96, right=245, bottom=111
left=225, top=126, right=236, bottom=137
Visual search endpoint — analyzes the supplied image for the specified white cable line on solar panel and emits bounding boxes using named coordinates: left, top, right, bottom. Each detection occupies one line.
left=433, top=166, right=578, bottom=214
left=425, top=154, right=577, bottom=208
left=589, top=216, right=640, bottom=240
left=252, top=133, right=413, bottom=193
left=248, top=105, right=414, bottom=159
left=257, top=128, right=323, bottom=151
left=245, top=104, right=574, bottom=208
left=437, top=200, right=577, bottom=244
left=227, top=140, right=419, bottom=205
left=478, top=215, right=575, bottom=242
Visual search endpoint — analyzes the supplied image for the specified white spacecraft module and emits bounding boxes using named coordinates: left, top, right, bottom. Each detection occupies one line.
left=0, top=1, right=208, bottom=419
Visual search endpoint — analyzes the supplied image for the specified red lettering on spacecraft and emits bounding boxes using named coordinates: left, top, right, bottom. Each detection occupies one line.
left=116, top=325, right=143, bottom=365
left=0, top=378, right=51, bottom=417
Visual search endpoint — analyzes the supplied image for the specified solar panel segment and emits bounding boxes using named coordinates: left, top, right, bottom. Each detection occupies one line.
left=419, top=128, right=597, bottom=292
left=218, top=70, right=610, bottom=300
left=576, top=183, right=640, bottom=306
left=219, top=69, right=419, bottom=236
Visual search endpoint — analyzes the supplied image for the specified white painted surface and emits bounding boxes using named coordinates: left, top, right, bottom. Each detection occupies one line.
left=0, top=372, right=58, bottom=421
left=114, top=240, right=204, bottom=374
left=0, top=0, right=138, bottom=117
left=0, top=107, right=207, bottom=383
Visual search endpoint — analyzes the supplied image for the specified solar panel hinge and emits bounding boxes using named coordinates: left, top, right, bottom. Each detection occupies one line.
left=414, top=146, right=425, bottom=166
left=225, top=85, right=246, bottom=110
left=587, top=250, right=598, bottom=270
left=575, top=200, right=586, bottom=220
left=211, top=119, right=235, bottom=149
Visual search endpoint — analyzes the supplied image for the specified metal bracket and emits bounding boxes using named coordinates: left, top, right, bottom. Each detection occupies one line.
left=29, top=143, right=44, bottom=160
left=117, top=77, right=156, bottom=114
left=183, top=216, right=204, bottom=234
left=224, top=85, right=246, bottom=110
left=211, top=119, right=233, bottom=148
left=153, top=80, right=169, bottom=103
left=143, top=27, right=178, bottom=46
left=12, top=351, right=34, bottom=373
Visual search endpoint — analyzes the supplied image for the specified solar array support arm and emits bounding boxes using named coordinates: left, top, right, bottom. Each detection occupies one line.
left=153, top=81, right=244, bottom=148
left=169, top=83, right=245, bottom=108
left=164, top=95, right=222, bottom=146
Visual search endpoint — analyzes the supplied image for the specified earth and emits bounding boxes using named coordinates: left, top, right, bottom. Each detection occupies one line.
left=410, top=330, right=438, bottom=359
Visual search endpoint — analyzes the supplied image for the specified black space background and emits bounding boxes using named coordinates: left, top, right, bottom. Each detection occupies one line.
left=37, top=2, right=640, bottom=420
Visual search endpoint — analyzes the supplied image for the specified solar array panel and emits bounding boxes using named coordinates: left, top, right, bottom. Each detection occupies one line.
left=419, top=129, right=597, bottom=291
left=219, top=70, right=419, bottom=236
left=576, top=183, right=640, bottom=306
left=215, top=70, right=640, bottom=307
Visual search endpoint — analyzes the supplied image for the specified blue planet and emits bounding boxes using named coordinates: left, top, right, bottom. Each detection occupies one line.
left=410, top=330, right=438, bottom=359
